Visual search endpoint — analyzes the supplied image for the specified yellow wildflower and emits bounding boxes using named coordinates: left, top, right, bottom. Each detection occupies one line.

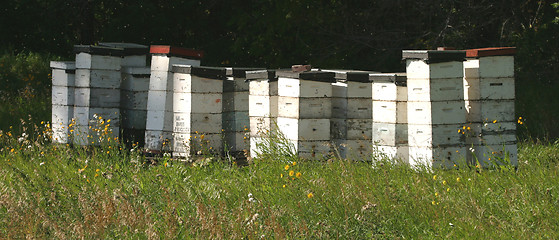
left=307, top=193, right=314, bottom=198
left=289, top=170, right=294, bottom=176
left=284, top=165, right=290, bottom=171
left=296, top=172, right=302, bottom=178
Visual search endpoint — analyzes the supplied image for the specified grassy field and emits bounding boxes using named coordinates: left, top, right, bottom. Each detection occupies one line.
left=1, top=52, right=559, bottom=238
left=1, top=120, right=559, bottom=238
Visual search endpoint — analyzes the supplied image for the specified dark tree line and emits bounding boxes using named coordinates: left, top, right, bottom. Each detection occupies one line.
left=1, top=0, right=557, bottom=74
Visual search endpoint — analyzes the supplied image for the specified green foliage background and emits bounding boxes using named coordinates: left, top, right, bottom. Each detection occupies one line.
left=0, top=0, right=558, bottom=139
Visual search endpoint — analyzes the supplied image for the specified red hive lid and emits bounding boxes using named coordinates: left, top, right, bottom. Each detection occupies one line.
left=150, top=45, right=204, bottom=59
left=465, top=47, right=516, bottom=58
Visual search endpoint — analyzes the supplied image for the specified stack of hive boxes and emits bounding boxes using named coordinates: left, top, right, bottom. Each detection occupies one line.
left=73, top=45, right=122, bottom=145
left=247, top=70, right=278, bottom=157
left=463, top=47, right=517, bottom=166
left=371, top=73, right=409, bottom=162
left=329, top=79, right=348, bottom=158
left=342, top=72, right=374, bottom=160
left=50, top=61, right=76, bottom=144
left=403, top=50, right=467, bottom=167
left=120, top=67, right=150, bottom=145
left=171, top=65, right=225, bottom=158
left=100, top=43, right=151, bottom=146
left=276, top=69, right=336, bottom=158
left=223, top=68, right=258, bottom=157
left=145, top=45, right=203, bottom=152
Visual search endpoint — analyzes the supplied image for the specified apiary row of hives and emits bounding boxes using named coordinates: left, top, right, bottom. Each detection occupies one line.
left=51, top=44, right=517, bottom=168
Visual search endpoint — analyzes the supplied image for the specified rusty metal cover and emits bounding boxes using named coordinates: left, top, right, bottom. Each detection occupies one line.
left=465, top=47, right=516, bottom=58
left=292, top=65, right=312, bottom=72
left=99, top=42, right=149, bottom=55
left=402, top=50, right=465, bottom=63
left=150, top=45, right=204, bottom=59
left=74, top=45, right=124, bottom=56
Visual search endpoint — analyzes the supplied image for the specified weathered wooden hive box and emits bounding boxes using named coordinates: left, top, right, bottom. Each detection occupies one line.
left=403, top=50, right=467, bottom=168
left=247, top=70, right=278, bottom=157
left=463, top=47, right=517, bottom=167
left=73, top=45, right=123, bottom=145
left=50, top=61, right=76, bottom=144
left=171, top=65, right=224, bottom=158
left=330, top=80, right=347, bottom=154
left=144, top=45, right=203, bottom=152
left=323, top=70, right=375, bottom=160
left=222, top=67, right=262, bottom=156
left=276, top=69, right=336, bottom=159
left=93, top=43, right=151, bottom=145
left=371, top=73, right=408, bottom=162
left=120, top=66, right=150, bottom=144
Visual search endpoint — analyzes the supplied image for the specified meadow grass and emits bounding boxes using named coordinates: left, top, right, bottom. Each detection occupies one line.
left=1, top=121, right=559, bottom=239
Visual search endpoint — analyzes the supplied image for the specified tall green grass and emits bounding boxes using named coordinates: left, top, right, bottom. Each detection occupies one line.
left=1, top=121, right=559, bottom=238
